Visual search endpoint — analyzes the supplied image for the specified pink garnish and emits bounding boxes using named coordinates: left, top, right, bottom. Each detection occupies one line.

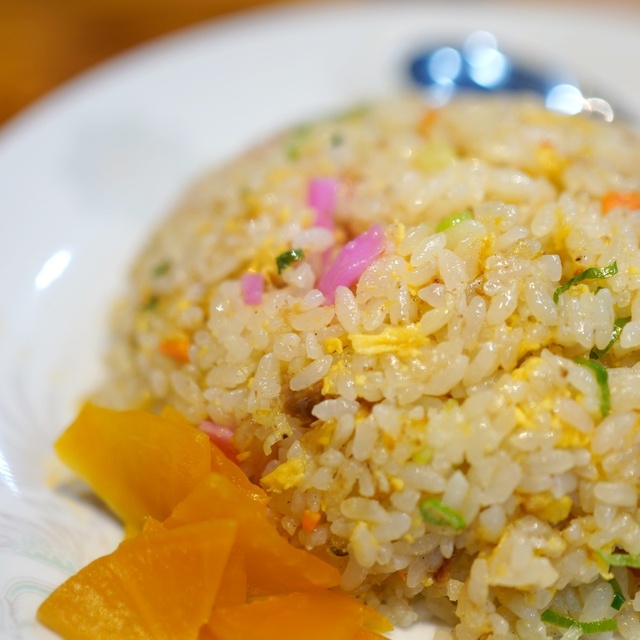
left=317, top=224, right=385, bottom=304
left=241, top=273, right=264, bottom=305
left=307, top=177, right=338, bottom=229
left=198, top=420, right=237, bottom=461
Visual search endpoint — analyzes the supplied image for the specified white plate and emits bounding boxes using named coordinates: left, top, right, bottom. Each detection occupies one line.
left=2, top=1, right=640, bottom=637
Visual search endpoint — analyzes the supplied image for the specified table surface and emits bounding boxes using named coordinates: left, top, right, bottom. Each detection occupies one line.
left=2, top=0, right=640, bottom=128
left=0, top=0, right=310, bottom=127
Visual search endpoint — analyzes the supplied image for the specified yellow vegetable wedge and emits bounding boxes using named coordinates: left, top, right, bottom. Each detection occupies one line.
left=201, top=591, right=392, bottom=640
left=56, top=404, right=212, bottom=532
left=164, top=472, right=341, bottom=595
left=38, top=519, right=237, bottom=640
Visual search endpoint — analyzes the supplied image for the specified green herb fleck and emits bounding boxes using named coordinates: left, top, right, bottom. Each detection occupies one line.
left=286, top=124, right=312, bottom=161
left=330, top=132, right=344, bottom=147
left=332, top=103, right=371, bottom=121
left=597, top=550, right=640, bottom=568
left=152, top=259, right=172, bottom=278
left=329, top=546, right=349, bottom=557
left=435, top=210, right=473, bottom=233
left=287, top=105, right=369, bottom=159
left=141, top=295, right=159, bottom=312
left=541, top=609, right=617, bottom=634
left=575, top=358, right=610, bottom=416
left=419, top=498, right=466, bottom=531
left=609, top=577, right=625, bottom=610
left=553, top=261, right=618, bottom=303
left=590, top=316, right=631, bottom=359
left=276, top=248, right=305, bottom=274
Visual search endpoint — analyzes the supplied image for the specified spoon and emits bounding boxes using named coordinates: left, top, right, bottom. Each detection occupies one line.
left=407, top=31, right=617, bottom=122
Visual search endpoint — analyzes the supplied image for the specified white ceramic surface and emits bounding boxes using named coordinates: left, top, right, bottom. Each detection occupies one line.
left=2, top=1, right=640, bottom=637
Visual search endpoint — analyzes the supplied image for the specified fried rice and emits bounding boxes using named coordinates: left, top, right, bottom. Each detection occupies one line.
left=94, top=94, right=640, bottom=639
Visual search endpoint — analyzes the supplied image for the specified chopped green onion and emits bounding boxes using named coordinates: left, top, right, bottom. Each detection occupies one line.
left=541, top=609, right=617, bottom=634
left=569, top=619, right=618, bottom=634
left=419, top=498, right=466, bottom=531
left=276, top=248, right=305, bottom=274
left=141, top=295, right=159, bottom=312
left=553, top=261, right=618, bottom=303
left=152, top=259, right=172, bottom=277
left=575, top=358, right=610, bottom=416
left=435, top=210, right=473, bottom=233
left=597, top=550, right=640, bottom=568
left=590, top=316, right=631, bottom=359
left=542, top=610, right=575, bottom=629
left=287, top=124, right=312, bottom=161
left=288, top=106, right=370, bottom=160
left=609, top=577, right=625, bottom=610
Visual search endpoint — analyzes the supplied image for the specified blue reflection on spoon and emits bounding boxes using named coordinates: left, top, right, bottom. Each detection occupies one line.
left=408, top=31, right=615, bottom=121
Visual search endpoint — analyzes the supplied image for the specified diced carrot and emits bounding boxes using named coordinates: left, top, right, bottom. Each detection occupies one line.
left=158, top=337, right=190, bottom=362
left=301, top=509, right=322, bottom=533
left=37, top=519, right=238, bottom=640
left=602, top=190, right=640, bottom=214
left=417, top=108, right=438, bottom=136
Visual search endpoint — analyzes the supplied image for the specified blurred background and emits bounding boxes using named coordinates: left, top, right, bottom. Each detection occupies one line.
left=1, top=0, right=639, bottom=127
left=0, top=0, right=316, bottom=126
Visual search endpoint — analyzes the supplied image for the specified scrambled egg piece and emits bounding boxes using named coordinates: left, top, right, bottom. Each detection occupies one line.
left=517, top=339, right=544, bottom=358
left=557, top=426, right=591, bottom=449
left=348, top=324, right=429, bottom=357
left=302, top=420, right=336, bottom=450
left=267, top=166, right=293, bottom=185
left=260, top=457, right=307, bottom=493
left=324, top=337, right=344, bottom=354
left=322, top=358, right=347, bottom=395
left=246, top=237, right=288, bottom=277
left=486, top=523, right=562, bottom=589
left=522, top=493, right=573, bottom=525
left=535, top=141, right=568, bottom=185
left=549, top=211, right=571, bottom=253
left=511, top=356, right=544, bottom=383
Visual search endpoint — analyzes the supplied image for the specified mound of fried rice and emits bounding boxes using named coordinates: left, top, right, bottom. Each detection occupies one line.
left=96, top=94, right=640, bottom=639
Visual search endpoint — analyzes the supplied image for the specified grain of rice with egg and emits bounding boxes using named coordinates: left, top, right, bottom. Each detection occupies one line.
left=95, top=94, right=640, bottom=639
